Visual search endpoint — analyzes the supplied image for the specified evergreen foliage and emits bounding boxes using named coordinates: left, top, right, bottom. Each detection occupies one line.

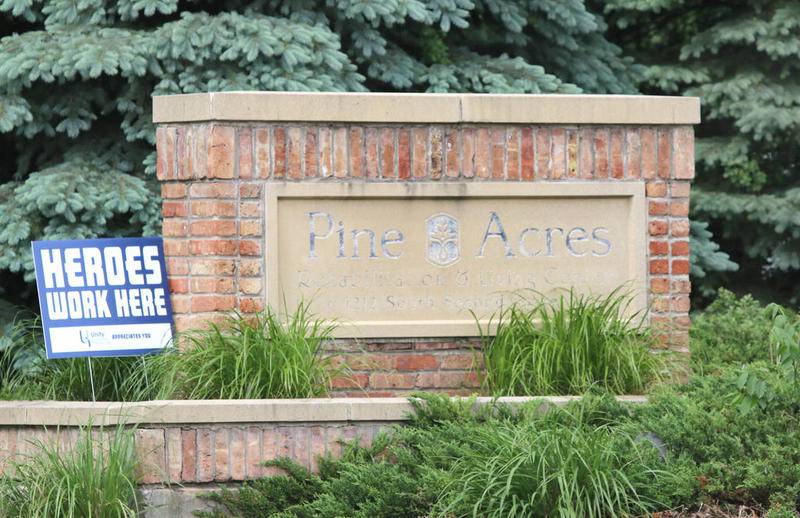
left=0, top=1, right=638, bottom=308
left=690, top=288, right=775, bottom=372
left=600, top=0, right=800, bottom=304
left=202, top=362, right=800, bottom=516
left=200, top=393, right=692, bottom=518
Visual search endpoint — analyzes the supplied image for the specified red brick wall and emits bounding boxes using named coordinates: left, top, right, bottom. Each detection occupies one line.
left=156, top=123, right=694, bottom=395
left=0, top=422, right=387, bottom=484
left=326, top=339, right=483, bottom=397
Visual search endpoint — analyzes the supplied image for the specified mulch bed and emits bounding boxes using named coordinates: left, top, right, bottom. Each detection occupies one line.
left=650, top=504, right=764, bottom=517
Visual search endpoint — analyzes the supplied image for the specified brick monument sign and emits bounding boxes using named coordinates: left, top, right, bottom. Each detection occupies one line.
left=153, top=92, right=699, bottom=396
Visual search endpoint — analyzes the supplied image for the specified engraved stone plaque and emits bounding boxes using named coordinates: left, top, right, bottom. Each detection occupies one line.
left=266, top=183, right=646, bottom=337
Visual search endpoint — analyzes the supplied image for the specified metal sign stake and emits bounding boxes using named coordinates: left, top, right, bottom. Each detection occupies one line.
left=141, top=356, right=150, bottom=392
left=87, top=357, right=96, bottom=402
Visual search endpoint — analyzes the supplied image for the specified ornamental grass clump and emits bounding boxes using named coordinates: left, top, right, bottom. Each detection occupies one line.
left=150, top=303, right=340, bottom=399
left=436, top=419, right=673, bottom=518
left=481, top=289, right=662, bottom=396
left=0, top=315, right=162, bottom=402
left=39, top=356, right=158, bottom=402
left=1, top=303, right=340, bottom=401
left=0, top=315, right=44, bottom=400
left=0, top=423, right=140, bottom=517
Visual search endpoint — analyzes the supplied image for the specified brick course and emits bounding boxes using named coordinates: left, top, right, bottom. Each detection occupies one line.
left=0, top=423, right=387, bottom=484
left=157, top=121, right=695, bottom=391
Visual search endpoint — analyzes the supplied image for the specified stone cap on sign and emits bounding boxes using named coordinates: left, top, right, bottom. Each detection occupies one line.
left=0, top=396, right=647, bottom=426
left=152, top=91, right=701, bottom=125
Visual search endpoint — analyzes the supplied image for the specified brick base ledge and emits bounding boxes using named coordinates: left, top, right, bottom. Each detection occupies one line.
left=0, top=396, right=648, bottom=486
left=0, top=396, right=647, bottom=426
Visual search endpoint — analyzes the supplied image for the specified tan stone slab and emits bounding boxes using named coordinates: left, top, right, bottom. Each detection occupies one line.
left=266, top=181, right=648, bottom=338
left=153, top=92, right=462, bottom=124
left=0, top=396, right=646, bottom=426
left=460, top=94, right=701, bottom=125
left=153, top=93, right=212, bottom=124
left=152, top=92, right=700, bottom=125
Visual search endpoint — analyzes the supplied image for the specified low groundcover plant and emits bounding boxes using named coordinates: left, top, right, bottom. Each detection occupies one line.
left=480, top=288, right=662, bottom=396
left=201, top=346, right=800, bottom=517
left=199, top=393, right=695, bottom=518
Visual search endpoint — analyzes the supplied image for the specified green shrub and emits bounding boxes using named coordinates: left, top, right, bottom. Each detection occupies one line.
left=143, top=304, right=340, bottom=399
left=690, top=289, right=775, bottom=372
left=199, top=395, right=472, bottom=517
left=202, top=394, right=694, bottom=518
left=206, top=380, right=800, bottom=515
left=200, top=437, right=444, bottom=518
left=0, top=423, right=141, bottom=517
left=632, top=366, right=800, bottom=511
left=199, top=458, right=325, bottom=517
left=480, top=289, right=662, bottom=396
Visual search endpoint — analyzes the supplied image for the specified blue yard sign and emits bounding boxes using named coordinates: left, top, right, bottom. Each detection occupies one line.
left=31, top=237, right=174, bottom=359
